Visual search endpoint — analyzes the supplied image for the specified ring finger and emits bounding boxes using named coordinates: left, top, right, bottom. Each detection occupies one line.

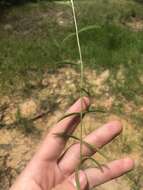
left=58, top=120, right=122, bottom=175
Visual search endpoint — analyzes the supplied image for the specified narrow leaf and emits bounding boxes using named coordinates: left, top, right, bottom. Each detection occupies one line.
left=75, top=168, right=81, bottom=190
left=81, top=88, right=91, bottom=97
left=54, top=1, right=71, bottom=6
left=58, top=112, right=82, bottom=122
left=82, top=140, right=108, bottom=160
left=82, top=157, right=104, bottom=172
left=88, top=107, right=106, bottom=114
left=63, top=24, right=100, bottom=43
left=56, top=60, right=78, bottom=67
left=58, top=109, right=106, bottom=122
left=55, top=133, right=108, bottom=159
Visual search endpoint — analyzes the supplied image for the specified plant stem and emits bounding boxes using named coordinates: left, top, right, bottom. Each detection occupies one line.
left=70, top=0, right=84, bottom=167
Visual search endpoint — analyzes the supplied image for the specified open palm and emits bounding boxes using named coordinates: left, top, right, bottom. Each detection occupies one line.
left=10, top=97, right=134, bottom=190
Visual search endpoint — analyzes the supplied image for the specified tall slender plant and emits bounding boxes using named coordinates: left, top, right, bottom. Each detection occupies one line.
left=70, top=0, right=84, bottom=169
left=70, top=0, right=86, bottom=188
left=56, top=1, right=107, bottom=189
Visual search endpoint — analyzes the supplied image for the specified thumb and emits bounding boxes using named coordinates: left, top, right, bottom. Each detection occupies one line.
left=52, top=171, right=88, bottom=190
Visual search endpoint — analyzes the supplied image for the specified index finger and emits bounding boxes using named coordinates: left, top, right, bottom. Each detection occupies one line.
left=37, top=97, right=90, bottom=160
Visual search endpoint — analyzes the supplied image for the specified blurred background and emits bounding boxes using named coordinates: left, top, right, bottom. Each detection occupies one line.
left=0, top=0, right=143, bottom=189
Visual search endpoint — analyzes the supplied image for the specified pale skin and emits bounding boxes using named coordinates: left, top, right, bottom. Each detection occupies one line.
left=10, top=97, right=134, bottom=190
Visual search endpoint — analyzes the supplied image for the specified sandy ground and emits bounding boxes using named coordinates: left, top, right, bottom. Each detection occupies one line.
left=0, top=67, right=143, bottom=189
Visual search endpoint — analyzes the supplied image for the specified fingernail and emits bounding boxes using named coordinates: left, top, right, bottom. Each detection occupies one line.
left=70, top=171, right=87, bottom=190
left=123, top=157, right=135, bottom=171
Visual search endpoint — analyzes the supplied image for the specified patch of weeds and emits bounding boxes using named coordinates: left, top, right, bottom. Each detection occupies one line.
left=0, top=154, right=17, bottom=189
left=127, top=164, right=143, bottom=190
left=110, top=73, right=143, bottom=103
left=139, top=135, right=143, bottom=149
left=20, top=83, right=37, bottom=98
left=121, top=135, right=132, bottom=154
left=15, top=109, right=40, bottom=135
left=116, top=86, right=136, bottom=102
left=40, top=96, right=59, bottom=112
left=111, top=102, right=125, bottom=115
left=130, top=112, right=143, bottom=128
left=17, top=117, right=37, bottom=134
left=134, top=0, right=143, bottom=5
left=0, top=0, right=143, bottom=101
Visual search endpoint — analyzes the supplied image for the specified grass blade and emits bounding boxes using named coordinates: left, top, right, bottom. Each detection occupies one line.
left=81, top=88, right=91, bottom=97
left=58, top=108, right=106, bottom=122
left=63, top=24, right=100, bottom=43
left=54, top=1, right=71, bottom=6
left=58, top=112, right=83, bottom=122
left=82, top=156, right=106, bottom=172
left=56, top=60, right=78, bottom=67
left=82, top=140, right=108, bottom=160
left=55, top=133, right=108, bottom=159
left=75, top=168, right=81, bottom=190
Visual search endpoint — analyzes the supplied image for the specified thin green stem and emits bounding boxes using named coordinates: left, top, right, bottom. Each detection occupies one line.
left=70, top=0, right=84, bottom=167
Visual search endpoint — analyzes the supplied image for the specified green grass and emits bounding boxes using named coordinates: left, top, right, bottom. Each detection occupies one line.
left=0, top=2, right=143, bottom=189
left=0, top=0, right=143, bottom=102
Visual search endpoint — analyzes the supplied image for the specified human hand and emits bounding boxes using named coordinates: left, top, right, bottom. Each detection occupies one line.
left=10, top=97, right=134, bottom=190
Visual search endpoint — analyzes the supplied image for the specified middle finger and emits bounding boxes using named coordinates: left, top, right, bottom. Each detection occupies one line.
left=58, top=120, right=122, bottom=175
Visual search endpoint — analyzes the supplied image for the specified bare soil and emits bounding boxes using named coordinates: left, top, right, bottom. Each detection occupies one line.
left=0, top=67, right=143, bottom=190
